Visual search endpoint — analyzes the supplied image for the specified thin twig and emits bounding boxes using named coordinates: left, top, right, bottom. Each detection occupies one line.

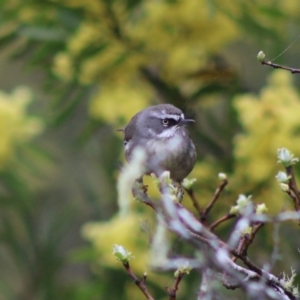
left=166, top=272, right=185, bottom=300
left=260, top=60, right=300, bottom=74
left=222, top=272, right=240, bottom=290
left=132, top=183, right=157, bottom=212
left=123, top=262, right=155, bottom=300
left=232, top=222, right=264, bottom=262
left=242, top=223, right=264, bottom=256
left=209, top=213, right=236, bottom=231
left=229, top=250, right=262, bottom=276
left=184, top=187, right=202, bottom=218
left=285, top=189, right=299, bottom=212
left=201, top=179, right=228, bottom=222
left=286, top=166, right=300, bottom=209
left=176, top=203, right=264, bottom=277
left=162, top=187, right=297, bottom=300
left=231, top=238, right=245, bottom=263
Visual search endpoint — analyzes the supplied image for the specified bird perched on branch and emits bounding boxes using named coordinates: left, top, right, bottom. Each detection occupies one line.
left=121, top=104, right=196, bottom=182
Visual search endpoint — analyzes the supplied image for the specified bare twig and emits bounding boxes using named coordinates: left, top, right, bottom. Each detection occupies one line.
left=260, top=59, right=300, bottom=74
left=202, top=179, right=228, bottom=221
left=166, top=272, right=185, bottom=300
left=242, top=222, right=264, bottom=256
left=286, top=166, right=300, bottom=209
left=209, top=213, right=236, bottom=231
left=123, top=262, right=155, bottom=300
left=232, top=222, right=264, bottom=262
left=123, top=165, right=300, bottom=300
left=164, top=194, right=297, bottom=299
left=184, top=187, right=202, bottom=218
left=186, top=179, right=228, bottom=222
left=222, top=271, right=240, bottom=290
left=232, top=237, right=245, bottom=263
left=285, top=189, right=300, bottom=212
left=132, top=183, right=158, bottom=212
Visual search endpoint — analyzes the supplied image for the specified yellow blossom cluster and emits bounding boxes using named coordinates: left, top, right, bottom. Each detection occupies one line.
left=82, top=210, right=174, bottom=298
left=12, top=0, right=300, bottom=129
left=232, top=70, right=300, bottom=211
left=181, top=70, right=300, bottom=213
left=89, top=81, right=153, bottom=124
left=0, top=87, right=43, bottom=169
left=180, top=70, right=300, bottom=213
left=52, top=0, right=239, bottom=124
left=82, top=212, right=150, bottom=271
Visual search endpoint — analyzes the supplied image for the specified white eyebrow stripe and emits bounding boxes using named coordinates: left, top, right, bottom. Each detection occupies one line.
left=162, top=114, right=181, bottom=120
left=150, top=112, right=183, bottom=121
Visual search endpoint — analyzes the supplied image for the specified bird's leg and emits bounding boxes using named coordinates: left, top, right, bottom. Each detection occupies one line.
left=131, top=176, right=157, bottom=210
left=157, top=172, right=184, bottom=202
left=132, top=176, right=148, bottom=198
left=173, top=181, right=184, bottom=202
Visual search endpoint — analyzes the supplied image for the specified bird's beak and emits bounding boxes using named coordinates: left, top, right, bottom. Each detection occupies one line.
left=178, top=118, right=195, bottom=126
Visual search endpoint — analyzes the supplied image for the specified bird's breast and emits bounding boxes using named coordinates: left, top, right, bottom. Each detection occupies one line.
left=124, top=131, right=196, bottom=181
left=144, top=133, right=196, bottom=181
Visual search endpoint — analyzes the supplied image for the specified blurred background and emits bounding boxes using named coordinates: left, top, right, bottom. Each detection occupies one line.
left=1, top=0, right=300, bottom=299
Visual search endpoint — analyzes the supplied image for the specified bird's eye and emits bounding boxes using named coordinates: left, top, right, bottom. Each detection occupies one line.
left=162, top=119, right=169, bottom=126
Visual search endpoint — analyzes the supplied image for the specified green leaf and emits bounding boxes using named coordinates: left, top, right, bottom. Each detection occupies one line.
left=18, top=26, right=68, bottom=41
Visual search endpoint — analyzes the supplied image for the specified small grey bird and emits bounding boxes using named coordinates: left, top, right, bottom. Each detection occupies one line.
left=122, top=104, right=196, bottom=182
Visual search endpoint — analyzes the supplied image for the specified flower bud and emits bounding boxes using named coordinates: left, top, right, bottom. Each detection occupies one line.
left=113, top=244, right=134, bottom=263
left=277, top=148, right=299, bottom=167
left=256, top=203, right=268, bottom=214
left=182, top=178, right=197, bottom=189
left=240, top=226, right=252, bottom=236
left=174, top=261, right=192, bottom=277
left=275, top=171, right=290, bottom=183
left=218, top=172, right=227, bottom=180
left=230, top=194, right=252, bottom=215
left=279, top=183, right=289, bottom=192
left=257, top=51, right=266, bottom=62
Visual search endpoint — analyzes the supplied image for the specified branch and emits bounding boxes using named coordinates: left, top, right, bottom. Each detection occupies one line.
left=261, top=60, right=300, bottom=74
left=184, top=187, right=202, bottom=218
left=201, top=178, right=228, bottom=222
left=186, top=178, right=228, bottom=223
left=125, top=167, right=300, bottom=299
left=286, top=166, right=300, bottom=209
left=132, top=181, right=158, bottom=212
left=243, top=222, right=264, bottom=255
left=222, top=271, right=240, bottom=290
left=285, top=189, right=300, bottom=213
left=166, top=272, right=185, bottom=300
left=209, top=213, right=236, bottom=231
left=123, top=262, right=155, bottom=300
left=164, top=194, right=297, bottom=299
left=258, top=51, right=300, bottom=74
left=232, top=222, right=264, bottom=262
